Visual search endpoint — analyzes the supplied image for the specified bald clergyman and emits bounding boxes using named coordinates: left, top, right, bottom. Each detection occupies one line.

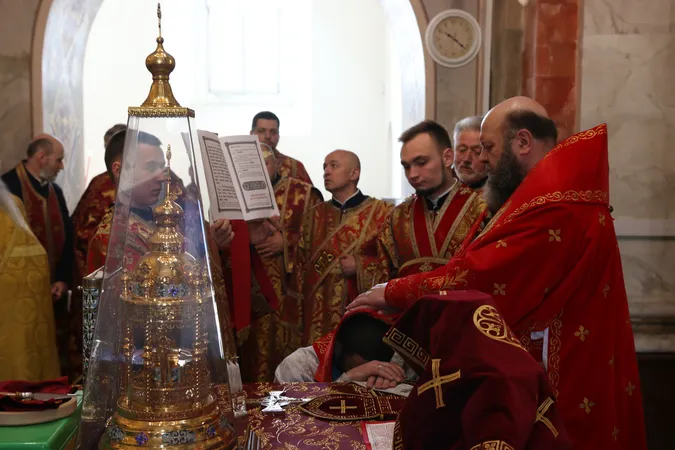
left=296, top=150, right=392, bottom=345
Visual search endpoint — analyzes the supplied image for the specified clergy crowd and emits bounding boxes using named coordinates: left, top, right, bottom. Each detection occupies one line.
left=0, top=97, right=647, bottom=449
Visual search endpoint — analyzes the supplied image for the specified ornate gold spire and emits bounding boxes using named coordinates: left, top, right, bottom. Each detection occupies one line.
left=129, top=3, right=194, bottom=117
left=149, top=145, right=184, bottom=253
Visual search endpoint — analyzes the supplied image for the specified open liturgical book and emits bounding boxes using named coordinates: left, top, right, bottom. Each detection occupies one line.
left=196, top=131, right=280, bottom=221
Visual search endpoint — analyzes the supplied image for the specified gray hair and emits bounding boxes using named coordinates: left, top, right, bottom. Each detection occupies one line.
left=453, top=116, right=483, bottom=143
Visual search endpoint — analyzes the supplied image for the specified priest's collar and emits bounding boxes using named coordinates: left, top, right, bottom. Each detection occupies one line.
left=424, top=181, right=456, bottom=212
left=331, top=189, right=367, bottom=210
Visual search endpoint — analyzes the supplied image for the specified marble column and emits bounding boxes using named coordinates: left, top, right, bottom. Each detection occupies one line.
left=522, top=0, right=580, bottom=139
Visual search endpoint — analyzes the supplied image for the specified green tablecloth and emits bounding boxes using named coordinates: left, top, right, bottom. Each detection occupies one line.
left=0, top=392, right=82, bottom=450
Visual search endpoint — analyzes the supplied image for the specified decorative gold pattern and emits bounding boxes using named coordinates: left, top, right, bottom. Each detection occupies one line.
left=609, top=355, right=614, bottom=365
left=603, top=284, right=610, bottom=298
left=383, top=328, right=430, bottom=373
left=418, top=261, right=434, bottom=272
left=416, top=359, right=460, bottom=409
left=505, top=190, right=608, bottom=225
left=548, top=229, right=561, bottom=242
left=493, top=283, right=506, bottom=296
left=469, top=441, right=516, bottom=450
left=128, top=106, right=195, bottom=118
left=535, top=397, right=559, bottom=438
left=574, top=325, right=589, bottom=342
left=496, top=239, right=507, bottom=248
left=599, top=213, right=606, bottom=226
left=612, top=426, right=619, bottom=441
left=329, top=400, right=358, bottom=414
left=472, top=305, right=525, bottom=350
left=579, top=397, right=595, bottom=414
left=626, top=382, right=636, bottom=396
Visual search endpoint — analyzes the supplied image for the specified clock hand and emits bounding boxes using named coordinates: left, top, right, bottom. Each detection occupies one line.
left=443, top=32, right=466, bottom=50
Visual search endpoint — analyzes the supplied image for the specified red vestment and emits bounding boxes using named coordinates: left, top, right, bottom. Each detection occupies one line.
left=299, top=196, right=392, bottom=344
left=386, top=291, right=571, bottom=450
left=274, top=148, right=312, bottom=185
left=371, top=182, right=484, bottom=283
left=235, top=176, right=323, bottom=381
left=72, top=172, right=116, bottom=281
left=385, top=124, right=646, bottom=450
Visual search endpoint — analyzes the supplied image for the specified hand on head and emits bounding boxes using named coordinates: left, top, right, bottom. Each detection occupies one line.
left=346, top=284, right=394, bottom=314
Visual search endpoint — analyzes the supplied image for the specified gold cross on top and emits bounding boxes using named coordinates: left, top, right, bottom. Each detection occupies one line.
left=329, top=399, right=357, bottom=414
left=417, top=358, right=461, bottom=409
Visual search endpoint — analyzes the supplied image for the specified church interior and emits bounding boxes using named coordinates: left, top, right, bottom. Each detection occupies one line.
left=0, top=0, right=673, bottom=449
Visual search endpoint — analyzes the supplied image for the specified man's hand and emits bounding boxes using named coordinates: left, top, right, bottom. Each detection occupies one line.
left=51, top=281, right=67, bottom=301
left=346, top=360, right=405, bottom=388
left=345, top=283, right=393, bottom=313
left=339, top=255, right=357, bottom=277
left=210, top=218, right=234, bottom=250
left=256, top=231, right=284, bottom=258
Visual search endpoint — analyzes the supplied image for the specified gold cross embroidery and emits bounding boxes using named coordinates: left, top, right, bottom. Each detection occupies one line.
left=419, top=262, right=434, bottom=272
left=548, top=229, right=561, bottom=242
left=493, top=283, right=506, bottom=296
left=579, top=397, right=595, bottom=414
left=329, top=400, right=357, bottom=414
left=603, top=284, right=610, bottom=298
left=496, top=239, right=507, bottom=248
left=535, top=397, right=559, bottom=438
left=612, top=427, right=619, bottom=441
left=599, top=213, right=606, bottom=226
left=574, top=325, right=589, bottom=342
left=417, top=359, right=461, bottom=409
left=626, top=382, right=636, bottom=396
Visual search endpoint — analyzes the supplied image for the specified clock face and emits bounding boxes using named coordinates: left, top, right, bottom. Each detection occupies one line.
left=425, top=10, right=482, bottom=68
left=433, top=16, right=475, bottom=60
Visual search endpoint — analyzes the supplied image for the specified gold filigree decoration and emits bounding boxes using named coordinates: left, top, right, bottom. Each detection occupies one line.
left=470, top=441, right=516, bottom=450
left=626, top=382, right=636, bottom=396
left=473, top=305, right=524, bottom=350
left=599, top=213, right=606, bottom=226
left=603, top=284, right=610, bottom=298
left=535, top=397, right=559, bottom=438
left=574, top=325, right=589, bottom=342
left=579, top=397, right=595, bottom=414
left=128, top=106, right=195, bottom=118
left=505, top=190, right=608, bottom=225
left=612, top=426, right=619, bottom=441
left=495, top=239, right=507, bottom=248
left=419, top=262, right=434, bottom=272
left=383, top=328, right=430, bottom=373
left=544, top=123, right=607, bottom=161
left=416, top=359, right=461, bottom=409
left=548, top=229, right=561, bottom=242
left=493, top=283, right=506, bottom=296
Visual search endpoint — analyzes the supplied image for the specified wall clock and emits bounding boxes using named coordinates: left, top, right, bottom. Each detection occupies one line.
left=425, top=9, right=482, bottom=68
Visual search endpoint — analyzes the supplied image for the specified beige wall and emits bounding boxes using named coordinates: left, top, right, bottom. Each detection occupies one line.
left=581, top=0, right=675, bottom=351
left=0, top=0, right=40, bottom=174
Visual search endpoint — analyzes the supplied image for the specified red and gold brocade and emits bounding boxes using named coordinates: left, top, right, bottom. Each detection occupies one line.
left=275, top=149, right=312, bottom=185
left=298, top=197, right=392, bottom=345
left=384, top=124, right=646, bottom=450
left=237, top=176, right=323, bottom=382
left=370, top=181, right=484, bottom=283
left=71, top=172, right=116, bottom=282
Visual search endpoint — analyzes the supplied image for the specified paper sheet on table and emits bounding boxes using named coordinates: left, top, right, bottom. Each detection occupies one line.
left=361, top=421, right=396, bottom=450
left=353, top=382, right=413, bottom=397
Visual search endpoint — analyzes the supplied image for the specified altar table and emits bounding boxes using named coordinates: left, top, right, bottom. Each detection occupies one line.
left=235, top=382, right=390, bottom=449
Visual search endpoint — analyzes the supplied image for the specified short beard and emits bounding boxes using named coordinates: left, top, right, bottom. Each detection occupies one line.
left=484, top=135, right=526, bottom=214
left=415, top=169, right=448, bottom=198
left=39, top=167, right=57, bottom=183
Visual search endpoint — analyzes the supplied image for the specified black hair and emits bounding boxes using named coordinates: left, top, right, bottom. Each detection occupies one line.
left=504, top=110, right=558, bottom=143
left=251, top=111, right=280, bottom=131
left=335, top=314, right=394, bottom=367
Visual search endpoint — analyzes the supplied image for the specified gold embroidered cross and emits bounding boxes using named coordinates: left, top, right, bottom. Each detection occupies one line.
left=599, top=213, right=606, bottom=226
left=574, top=325, right=589, bottom=342
left=626, top=382, right=636, bottom=396
left=579, top=397, right=595, bottom=414
left=603, top=284, right=610, bottom=298
left=496, top=239, right=507, bottom=248
left=417, top=359, right=461, bottom=409
left=535, top=397, right=559, bottom=438
left=493, top=283, right=506, bottom=296
left=612, top=427, right=619, bottom=441
left=419, top=262, right=434, bottom=272
left=329, top=400, right=357, bottom=414
left=548, top=229, right=561, bottom=242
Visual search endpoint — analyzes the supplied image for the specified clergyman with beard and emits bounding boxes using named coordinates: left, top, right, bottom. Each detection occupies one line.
left=367, top=119, right=485, bottom=284
left=348, top=96, right=646, bottom=450
left=452, top=115, right=488, bottom=190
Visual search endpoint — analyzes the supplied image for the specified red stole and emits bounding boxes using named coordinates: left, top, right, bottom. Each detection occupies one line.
left=15, top=163, right=65, bottom=280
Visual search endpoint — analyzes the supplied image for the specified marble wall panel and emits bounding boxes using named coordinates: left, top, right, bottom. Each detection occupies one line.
left=0, top=0, right=40, bottom=174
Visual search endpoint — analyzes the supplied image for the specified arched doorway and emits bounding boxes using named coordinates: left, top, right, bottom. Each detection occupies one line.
left=32, top=0, right=431, bottom=206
